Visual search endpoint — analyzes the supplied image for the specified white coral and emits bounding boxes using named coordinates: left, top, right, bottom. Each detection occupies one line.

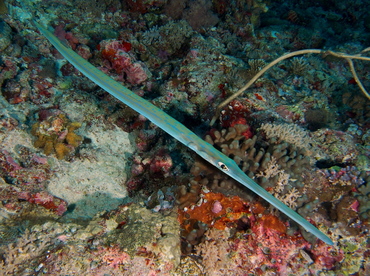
left=260, top=123, right=313, bottom=154
left=256, top=157, right=301, bottom=208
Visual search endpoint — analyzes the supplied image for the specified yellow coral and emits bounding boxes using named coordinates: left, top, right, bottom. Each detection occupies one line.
left=65, top=131, right=83, bottom=147
left=33, top=134, right=46, bottom=148
left=68, top=122, right=82, bottom=131
left=43, top=140, right=54, bottom=156
left=31, top=114, right=83, bottom=160
left=54, top=143, right=71, bottom=159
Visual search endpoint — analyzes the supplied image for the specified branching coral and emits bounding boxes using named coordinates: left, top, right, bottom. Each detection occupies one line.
left=203, top=124, right=311, bottom=184
left=260, top=122, right=315, bottom=157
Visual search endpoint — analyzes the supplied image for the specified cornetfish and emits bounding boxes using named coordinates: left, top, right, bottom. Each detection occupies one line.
left=32, top=20, right=333, bottom=245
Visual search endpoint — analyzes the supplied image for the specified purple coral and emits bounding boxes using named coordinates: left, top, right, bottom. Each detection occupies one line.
left=322, top=166, right=365, bottom=187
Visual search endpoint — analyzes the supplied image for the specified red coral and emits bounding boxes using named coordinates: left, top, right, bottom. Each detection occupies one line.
left=126, top=177, right=144, bottom=194
left=100, top=40, right=148, bottom=85
left=220, top=100, right=252, bottom=132
left=149, top=151, right=173, bottom=177
left=19, top=191, right=67, bottom=215
left=54, top=24, right=79, bottom=50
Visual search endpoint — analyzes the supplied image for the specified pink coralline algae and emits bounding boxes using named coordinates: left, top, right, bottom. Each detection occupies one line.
left=0, top=148, right=67, bottom=215
left=132, top=150, right=173, bottom=178
left=126, top=150, right=174, bottom=195
left=0, top=149, right=51, bottom=185
left=230, top=222, right=343, bottom=274
left=99, top=40, right=149, bottom=85
left=149, top=152, right=173, bottom=176
left=97, top=246, right=131, bottom=269
left=18, top=191, right=67, bottom=216
left=54, top=24, right=80, bottom=50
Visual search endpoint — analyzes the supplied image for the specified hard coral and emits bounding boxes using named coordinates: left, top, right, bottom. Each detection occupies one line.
left=31, top=113, right=83, bottom=159
left=141, top=20, right=193, bottom=59
left=99, top=39, right=150, bottom=85
left=176, top=123, right=314, bottom=252
left=201, top=124, right=310, bottom=193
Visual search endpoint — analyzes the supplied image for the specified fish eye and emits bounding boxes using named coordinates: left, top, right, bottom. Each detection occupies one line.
left=218, top=162, right=229, bottom=171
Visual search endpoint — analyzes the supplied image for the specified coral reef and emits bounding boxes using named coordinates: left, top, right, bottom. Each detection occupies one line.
left=31, top=113, right=83, bottom=160
left=176, top=123, right=325, bottom=253
left=0, top=202, right=180, bottom=275
left=177, top=187, right=365, bottom=275
left=125, top=148, right=179, bottom=196
left=1, top=0, right=369, bottom=274
left=0, top=133, right=68, bottom=216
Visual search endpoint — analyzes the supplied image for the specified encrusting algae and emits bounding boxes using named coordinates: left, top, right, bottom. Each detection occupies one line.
left=31, top=114, right=83, bottom=159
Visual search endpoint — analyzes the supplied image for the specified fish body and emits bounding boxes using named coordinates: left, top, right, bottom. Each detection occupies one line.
left=32, top=20, right=333, bottom=245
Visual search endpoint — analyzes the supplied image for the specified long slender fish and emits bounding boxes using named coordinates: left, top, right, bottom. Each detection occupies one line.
left=32, top=20, right=333, bottom=245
